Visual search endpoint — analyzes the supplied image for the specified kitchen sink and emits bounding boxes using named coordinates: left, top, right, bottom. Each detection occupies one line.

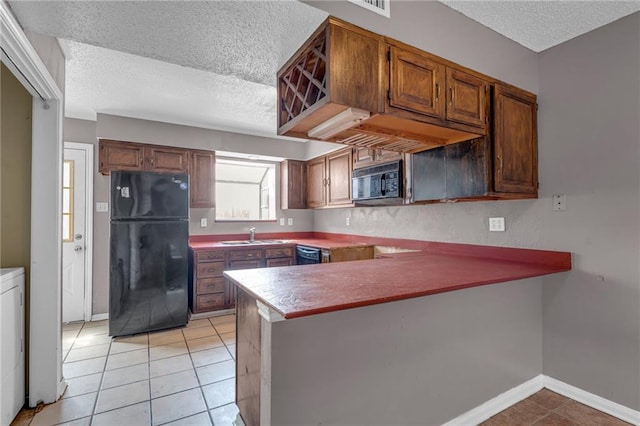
left=220, top=239, right=289, bottom=245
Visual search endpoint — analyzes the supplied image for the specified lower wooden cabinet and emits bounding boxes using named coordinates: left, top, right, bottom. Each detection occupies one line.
left=189, top=245, right=295, bottom=314
left=321, top=245, right=374, bottom=263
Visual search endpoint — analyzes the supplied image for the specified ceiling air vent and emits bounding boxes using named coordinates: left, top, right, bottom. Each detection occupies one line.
left=348, top=0, right=390, bottom=18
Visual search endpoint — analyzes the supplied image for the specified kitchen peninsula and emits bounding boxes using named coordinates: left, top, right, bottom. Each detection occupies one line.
left=223, top=235, right=571, bottom=425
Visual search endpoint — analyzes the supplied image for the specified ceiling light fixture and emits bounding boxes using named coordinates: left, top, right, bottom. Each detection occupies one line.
left=307, top=107, right=371, bottom=140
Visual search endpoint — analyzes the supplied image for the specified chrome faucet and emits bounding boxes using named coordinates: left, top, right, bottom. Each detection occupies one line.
left=249, top=227, right=256, bottom=242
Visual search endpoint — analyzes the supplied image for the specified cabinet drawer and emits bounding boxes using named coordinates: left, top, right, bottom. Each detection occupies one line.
left=266, top=257, right=294, bottom=267
left=196, top=250, right=226, bottom=262
left=228, top=259, right=263, bottom=270
left=228, top=249, right=263, bottom=261
left=196, top=261, right=225, bottom=278
left=196, top=278, right=225, bottom=295
left=265, top=247, right=294, bottom=259
left=196, top=293, right=225, bottom=311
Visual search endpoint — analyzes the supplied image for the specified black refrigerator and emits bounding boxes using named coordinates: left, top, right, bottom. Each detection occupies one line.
left=109, top=171, right=189, bottom=337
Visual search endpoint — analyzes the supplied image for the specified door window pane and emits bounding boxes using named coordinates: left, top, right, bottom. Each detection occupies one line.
left=62, top=160, right=74, bottom=242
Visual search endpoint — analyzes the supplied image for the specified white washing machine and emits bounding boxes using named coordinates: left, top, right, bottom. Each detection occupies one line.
left=1, top=267, right=25, bottom=426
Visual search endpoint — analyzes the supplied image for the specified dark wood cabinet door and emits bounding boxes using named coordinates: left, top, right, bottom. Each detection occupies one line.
left=389, top=47, right=445, bottom=119
left=266, top=257, right=294, bottom=267
left=147, top=146, right=189, bottom=173
left=224, top=279, right=237, bottom=310
left=280, top=160, right=307, bottom=209
left=353, top=147, right=402, bottom=169
left=446, top=68, right=488, bottom=128
left=327, top=149, right=352, bottom=206
left=493, top=84, right=538, bottom=195
left=99, top=140, right=144, bottom=175
left=306, top=156, right=327, bottom=208
left=190, top=151, right=215, bottom=208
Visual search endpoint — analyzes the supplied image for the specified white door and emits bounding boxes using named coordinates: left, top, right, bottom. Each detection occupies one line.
left=62, top=148, right=87, bottom=323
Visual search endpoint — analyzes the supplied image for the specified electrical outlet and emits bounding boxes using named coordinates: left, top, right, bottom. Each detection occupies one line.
left=96, top=202, right=108, bottom=212
left=279, top=218, right=285, bottom=226
left=346, top=217, right=351, bottom=226
left=200, top=218, right=207, bottom=227
left=287, top=218, right=293, bottom=226
left=553, top=194, right=567, bottom=211
left=489, top=217, right=505, bottom=232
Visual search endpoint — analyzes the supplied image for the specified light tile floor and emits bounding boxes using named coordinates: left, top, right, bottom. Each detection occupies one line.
left=26, top=315, right=239, bottom=426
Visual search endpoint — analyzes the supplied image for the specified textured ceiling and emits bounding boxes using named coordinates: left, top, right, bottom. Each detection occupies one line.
left=7, top=1, right=640, bottom=139
left=440, top=1, right=640, bottom=52
left=9, top=1, right=328, bottom=86
left=62, top=40, right=280, bottom=136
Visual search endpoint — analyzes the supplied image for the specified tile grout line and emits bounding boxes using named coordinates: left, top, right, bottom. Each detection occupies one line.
left=184, top=321, right=215, bottom=425
left=88, top=322, right=113, bottom=425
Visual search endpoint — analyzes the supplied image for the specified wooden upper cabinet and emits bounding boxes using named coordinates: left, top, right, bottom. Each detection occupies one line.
left=99, top=140, right=144, bottom=174
left=493, top=84, right=538, bottom=195
left=326, top=149, right=352, bottom=206
left=99, top=139, right=188, bottom=174
left=147, top=146, right=189, bottom=173
left=389, top=46, right=445, bottom=119
left=306, top=156, right=327, bottom=208
left=190, top=150, right=216, bottom=208
left=99, top=139, right=217, bottom=207
left=353, top=147, right=402, bottom=170
left=446, top=68, right=489, bottom=128
left=306, top=148, right=353, bottom=209
left=280, top=160, right=307, bottom=209
left=277, top=17, right=385, bottom=137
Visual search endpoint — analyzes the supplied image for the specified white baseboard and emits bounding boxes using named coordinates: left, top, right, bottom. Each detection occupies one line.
left=442, top=375, right=544, bottom=426
left=544, top=376, right=640, bottom=425
left=442, top=374, right=639, bottom=426
left=90, top=313, right=108, bottom=321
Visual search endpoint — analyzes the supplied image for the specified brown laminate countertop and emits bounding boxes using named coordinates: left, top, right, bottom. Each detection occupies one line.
left=224, top=245, right=571, bottom=320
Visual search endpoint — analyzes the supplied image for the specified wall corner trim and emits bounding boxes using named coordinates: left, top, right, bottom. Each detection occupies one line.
left=442, top=375, right=544, bottom=426
left=256, top=300, right=285, bottom=323
left=543, top=376, right=640, bottom=425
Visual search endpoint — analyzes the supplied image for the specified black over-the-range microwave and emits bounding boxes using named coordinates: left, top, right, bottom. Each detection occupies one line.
left=352, top=160, right=403, bottom=205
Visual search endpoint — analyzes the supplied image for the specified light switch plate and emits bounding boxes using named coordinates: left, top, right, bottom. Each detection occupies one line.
left=279, top=218, right=285, bottom=226
left=96, top=202, right=108, bottom=212
left=489, top=217, right=505, bottom=232
left=200, top=218, right=207, bottom=227
left=287, top=218, right=293, bottom=226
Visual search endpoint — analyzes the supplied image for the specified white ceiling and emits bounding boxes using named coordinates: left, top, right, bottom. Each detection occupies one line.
left=440, top=1, right=640, bottom=53
left=7, top=1, right=640, bottom=139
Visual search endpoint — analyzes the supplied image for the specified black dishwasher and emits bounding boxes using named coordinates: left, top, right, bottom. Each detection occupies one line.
left=296, top=246, right=321, bottom=265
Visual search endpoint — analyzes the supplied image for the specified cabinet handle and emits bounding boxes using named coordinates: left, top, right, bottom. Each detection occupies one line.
left=435, top=83, right=440, bottom=101
left=449, top=87, right=454, bottom=104
left=322, top=178, right=327, bottom=186
left=327, top=178, right=331, bottom=186
left=497, top=156, right=502, bottom=172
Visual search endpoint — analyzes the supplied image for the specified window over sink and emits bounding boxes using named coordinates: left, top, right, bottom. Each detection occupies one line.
left=215, top=158, right=276, bottom=221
